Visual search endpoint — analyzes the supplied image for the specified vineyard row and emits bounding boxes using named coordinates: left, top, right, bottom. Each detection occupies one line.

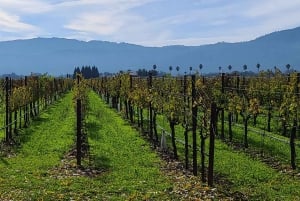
left=0, top=76, right=73, bottom=143
left=88, top=71, right=300, bottom=185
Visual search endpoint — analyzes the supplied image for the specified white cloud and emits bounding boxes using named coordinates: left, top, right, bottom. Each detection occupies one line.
left=232, top=0, right=300, bottom=40
left=244, top=0, right=300, bottom=18
left=0, top=0, right=51, bottom=14
left=1, top=0, right=300, bottom=46
left=64, top=0, right=154, bottom=38
left=54, top=0, right=155, bottom=12
left=65, top=12, right=127, bottom=35
left=0, top=10, right=39, bottom=33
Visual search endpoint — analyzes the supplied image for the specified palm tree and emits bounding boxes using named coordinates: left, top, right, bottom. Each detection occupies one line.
left=153, top=64, right=157, bottom=70
left=286, top=64, right=291, bottom=73
left=243, top=64, right=247, bottom=72
left=176, top=66, right=180, bottom=76
left=169, top=65, right=173, bottom=75
left=228, top=65, right=232, bottom=73
left=199, top=64, right=203, bottom=71
left=256, top=63, right=260, bottom=73
left=199, top=64, right=203, bottom=75
left=218, top=66, right=222, bottom=73
left=189, top=66, right=193, bottom=75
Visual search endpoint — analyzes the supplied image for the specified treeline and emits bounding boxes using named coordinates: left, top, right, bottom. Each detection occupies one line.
left=73, top=66, right=100, bottom=79
left=136, top=69, right=159, bottom=76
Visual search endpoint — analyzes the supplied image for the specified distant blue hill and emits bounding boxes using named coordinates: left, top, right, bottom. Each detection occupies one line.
left=0, top=26, right=300, bottom=75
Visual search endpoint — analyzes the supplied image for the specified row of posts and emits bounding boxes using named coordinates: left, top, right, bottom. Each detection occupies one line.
left=128, top=74, right=217, bottom=186
left=5, top=76, right=30, bottom=143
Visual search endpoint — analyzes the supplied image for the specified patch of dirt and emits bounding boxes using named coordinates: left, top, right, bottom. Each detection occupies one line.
left=0, top=140, right=19, bottom=158
left=48, top=148, right=104, bottom=179
left=156, top=148, right=243, bottom=201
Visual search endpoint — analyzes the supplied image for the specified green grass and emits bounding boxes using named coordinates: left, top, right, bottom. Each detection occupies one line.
left=154, top=113, right=300, bottom=200
left=86, top=91, right=176, bottom=200
left=0, top=91, right=177, bottom=200
left=0, top=93, right=75, bottom=200
left=222, top=121, right=300, bottom=167
left=214, top=141, right=300, bottom=200
left=2, top=89, right=300, bottom=200
left=215, top=109, right=300, bottom=168
left=0, top=106, right=4, bottom=140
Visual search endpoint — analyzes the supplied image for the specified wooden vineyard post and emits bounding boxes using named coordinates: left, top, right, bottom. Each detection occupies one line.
left=19, top=92, right=22, bottom=129
left=236, top=74, right=240, bottom=94
left=290, top=120, right=296, bottom=169
left=5, top=77, right=10, bottom=142
left=192, top=75, right=198, bottom=175
left=118, top=78, right=122, bottom=112
left=183, top=75, right=189, bottom=170
left=221, top=73, right=225, bottom=140
left=235, top=74, right=240, bottom=123
left=14, top=109, right=17, bottom=135
left=200, top=119, right=206, bottom=182
left=208, top=102, right=217, bottom=186
left=148, top=72, right=153, bottom=142
left=77, top=99, right=82, bottom=167
left=267, top=72, right=271, bottom=132
left=37, top=77, right=40, bottom=115
left=8, top=78, right=13, bottom=138
left=105, top=77, right=109, bottom=105
left=76, top=75, right=82, bottom=167
left=129, top=75, right=134, bottom=123
left=24, top=76, right=29, bottom=127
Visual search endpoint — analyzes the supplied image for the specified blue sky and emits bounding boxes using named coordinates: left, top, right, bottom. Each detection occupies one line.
left=0, top=0, right=300, bottom=46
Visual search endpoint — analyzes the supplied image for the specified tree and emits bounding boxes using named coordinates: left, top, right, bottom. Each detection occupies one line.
left=256, top=63, right=260, bottom=73
left=228, top=65, right=232, bottom=72
left=286, top=64, right=291, bottom=73
left=91, top=66, right=100, bottom=78
left=73, top=67, right=81, bottom=79
left=189, top=66, right=193, bottom=75
left=243, top=64, right=247, bottom=72
left=176, top=66, right=180, bottom=76
left=149, top=70, right=158, bottom=76
left=199, top=64, right=203, bottom=71
left=169, top=66, right=173, bottom=75
left=136, top=68, right=148, bottom=77
left=74, top=66, right=100, bottom=79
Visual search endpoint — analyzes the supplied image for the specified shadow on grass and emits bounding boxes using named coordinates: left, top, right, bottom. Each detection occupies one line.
left=86, top=121, right=102, bottom=140
left=0, top=157, right=9, bottom=165
left=15, top=116, right=50, bottom=147
left=31, top=116, right=49, bottom=123
left=90, top=155, right=111, bottom=171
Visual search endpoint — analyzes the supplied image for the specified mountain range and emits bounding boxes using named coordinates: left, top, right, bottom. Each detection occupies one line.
left=0, top=26, right=300, bottom=75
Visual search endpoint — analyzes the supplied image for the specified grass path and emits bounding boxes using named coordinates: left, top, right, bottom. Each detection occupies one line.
left=0, top=93, right=75, bottom=200
left=0, top=91, right=179, bottom=200
left=86, top=91, right=176, bottom=200
left=156, top=114, right=300, bottom=200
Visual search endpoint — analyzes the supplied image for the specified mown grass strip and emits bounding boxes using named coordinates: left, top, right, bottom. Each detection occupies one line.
left=0, top=91, right=181, bottom=200
left=221, top=121, right=300, bottom=167
left=156, top=114, right=300, bottom=200
left=0, top=93, right=75, bottom=200
left=86, top=91, right=176, bottom=200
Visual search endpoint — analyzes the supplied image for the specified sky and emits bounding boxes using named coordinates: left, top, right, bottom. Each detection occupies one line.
left=0, top=0, right=300, bottom=47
